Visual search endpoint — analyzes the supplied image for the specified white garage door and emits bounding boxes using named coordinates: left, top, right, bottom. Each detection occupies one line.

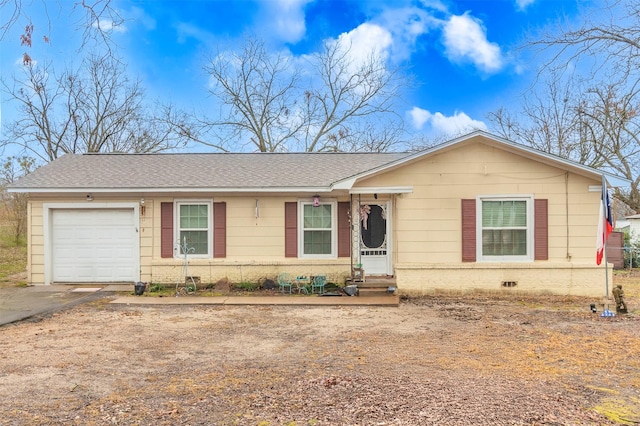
left=52, top=209, right=137, bottom=282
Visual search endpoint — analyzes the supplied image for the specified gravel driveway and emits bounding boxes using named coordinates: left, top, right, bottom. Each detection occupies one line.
left=1, top=292, right=639, bottom=425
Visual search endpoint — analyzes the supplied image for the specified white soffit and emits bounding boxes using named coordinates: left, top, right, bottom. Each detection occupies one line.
left=349, top=186, right=413, bottom=194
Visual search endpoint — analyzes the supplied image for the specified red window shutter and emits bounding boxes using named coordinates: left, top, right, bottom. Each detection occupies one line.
left=214, top=202, right=226, bottom=258
left=338, top=202, right=350, bottom=257
left=284, top=202, right=298, bottom=257
left=461, top=199, right=476, bottom=262
left=534, top=199, right=548, bottom=260
left=161, top=202, right=174, bottom=258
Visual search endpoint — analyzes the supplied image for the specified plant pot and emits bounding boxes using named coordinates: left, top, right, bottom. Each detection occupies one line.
left=134, top=281, right=146, bottom=296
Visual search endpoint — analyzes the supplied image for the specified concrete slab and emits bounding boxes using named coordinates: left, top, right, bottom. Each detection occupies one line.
left=0, top=286, right=108, bottom=326
left=111, top=295, right=400, bottom=306
left=101, top=284, right=135, bottom=292
left=0, top=283, right=397, bottom=328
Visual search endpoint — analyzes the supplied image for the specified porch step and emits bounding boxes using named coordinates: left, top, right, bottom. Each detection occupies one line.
left=358, top=287, right=397, bottom=297
left=348, top=276, right=397, bottom=297
left=361, top=276, right=396, bottom=288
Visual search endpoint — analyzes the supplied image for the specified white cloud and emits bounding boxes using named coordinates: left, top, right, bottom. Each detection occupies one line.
left=515, top=0, right=536, bottom=11
left=442, top=13, right=503, bottom=73
left=260, top=0, right=312, bottom=43
left=417, top=0, right=449, bottom=14
left=409, top=107, right=431, bottom=129
left=94, top=19, right=127, bottom=33
left=127, top=6, right=156, bottom=31
left=14, top=55, right=36, bottom=67
left=335, top=23, right=393, bottom=66
left=175, top=22, right=214, bottom=44
left=409, top=107, right=487, bottom=135
left=375, top=7, right=437, bottom=62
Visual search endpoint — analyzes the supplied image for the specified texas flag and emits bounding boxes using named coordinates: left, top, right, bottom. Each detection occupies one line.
left=596, top=176, right=613, bottom=265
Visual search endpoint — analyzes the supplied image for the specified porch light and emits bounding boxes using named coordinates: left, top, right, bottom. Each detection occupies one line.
left=313, top=195, right=320, bottom=207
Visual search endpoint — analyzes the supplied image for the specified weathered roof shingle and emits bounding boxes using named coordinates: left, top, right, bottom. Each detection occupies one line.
left=10, top=152, right=410, bottom=192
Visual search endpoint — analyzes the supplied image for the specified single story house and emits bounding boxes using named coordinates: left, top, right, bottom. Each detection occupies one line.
left=8, top=131, right=630, bottom=296
left=624, top=214, right=640, bottom=245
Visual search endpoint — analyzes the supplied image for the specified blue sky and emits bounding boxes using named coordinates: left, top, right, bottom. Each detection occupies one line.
left=1, top=0, right=592, bottom=152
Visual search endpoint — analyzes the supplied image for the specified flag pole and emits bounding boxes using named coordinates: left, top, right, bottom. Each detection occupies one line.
left=600, top=173, right=610, bottom=299
left=603, top=174, right=609, bottom=299
left=598, top=174, right=614, bottom=316
left=604, top=235, right=609, bottom=298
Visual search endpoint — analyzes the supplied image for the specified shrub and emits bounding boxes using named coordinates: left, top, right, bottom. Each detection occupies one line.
left=232, top=282, right=260, bottom=292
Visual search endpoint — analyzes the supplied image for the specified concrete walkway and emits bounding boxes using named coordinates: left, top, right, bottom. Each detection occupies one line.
left=109, top=284, right=399, bottom=306
left=0, top=284, right=398, bottom=326
left=0, top=285, right=121, bottom=326
left=111, top=294, right=399, bottom=306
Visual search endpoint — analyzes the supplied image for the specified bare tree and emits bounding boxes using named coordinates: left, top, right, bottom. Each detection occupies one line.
left=203, top=38, right=305, bottom=152
left=0, top=156, right=35, bottom=244
left=202, top=36, right=404, bottom=152
left=335, top=119, right=406, bottom=153
left=300, top=39, right=402, bottom=152
left=1, top=55, right=191, bottom=162
left=577, top=83, right=640, bottom=209
left=1, top=0, right=123, bottom=62
left=494, top=0, right=640, bottom=210
left=488, top=73, right=598, bottom=165
left=489, top=76, right=640, bottom=210
left=531, top=0, right=640, bottom=82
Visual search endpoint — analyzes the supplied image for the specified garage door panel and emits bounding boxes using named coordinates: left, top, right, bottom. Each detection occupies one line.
left=52, top=209, right=137, bottom=282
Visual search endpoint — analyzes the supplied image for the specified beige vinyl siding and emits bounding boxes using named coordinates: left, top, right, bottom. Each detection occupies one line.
left=226, top=198, right=285, bottom=259
left=139, top=201, right=153, bottom=281
left=21, top=134, right=613, bottom=295
left=356, top=140, right=600, bottom=265
left=146, top=196, right=351, bottom=285
left=27, top=202, right=44, bottom=283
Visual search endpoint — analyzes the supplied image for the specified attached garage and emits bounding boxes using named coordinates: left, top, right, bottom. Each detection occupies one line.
left=47, top=206, right=139, bottom=283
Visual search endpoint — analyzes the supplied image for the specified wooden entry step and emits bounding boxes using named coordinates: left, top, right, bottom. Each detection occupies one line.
left=351, top=276, right=397, bottom=297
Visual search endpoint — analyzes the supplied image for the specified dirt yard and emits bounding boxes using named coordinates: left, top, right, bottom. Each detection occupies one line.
left=2, top=275, right=640, bottom=425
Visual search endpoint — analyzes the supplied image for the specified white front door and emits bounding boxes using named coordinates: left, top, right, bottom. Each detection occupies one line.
left=359, top=202, right=391, bottom=275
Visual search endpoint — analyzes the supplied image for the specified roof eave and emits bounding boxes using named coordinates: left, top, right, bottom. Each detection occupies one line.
left=331, top=130, right=632, bottom=189
left=7, top=186, right=336, bottom=194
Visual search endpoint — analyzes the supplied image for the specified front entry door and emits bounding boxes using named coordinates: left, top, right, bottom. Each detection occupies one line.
left=359, top=202, right=390, bottom=275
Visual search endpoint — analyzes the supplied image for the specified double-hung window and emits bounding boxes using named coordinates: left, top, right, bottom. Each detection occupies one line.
left=299, top=200, right=336, bottom=258
left=176, top=200, right=212, bottom=258
left=478, top=196, right=533, bottom=261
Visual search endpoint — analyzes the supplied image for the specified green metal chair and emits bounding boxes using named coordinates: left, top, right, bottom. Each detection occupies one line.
left=277, top=272, right=292, bottom=294
left=311, top=275, right=326, bottom=294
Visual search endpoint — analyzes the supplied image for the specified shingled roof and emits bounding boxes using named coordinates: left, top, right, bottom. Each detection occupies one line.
left=9, top=152, right=410, bottom=192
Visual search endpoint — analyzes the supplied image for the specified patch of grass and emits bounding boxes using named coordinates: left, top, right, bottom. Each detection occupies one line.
left=594, top=397, right=640, bottom=425
left=613, top=269, right=640, bottom=299
left=232, top=282, right=260, bottom=292
left=0, top=224, right=27, bottom=284
left=146, top=283, right=175, bottom=296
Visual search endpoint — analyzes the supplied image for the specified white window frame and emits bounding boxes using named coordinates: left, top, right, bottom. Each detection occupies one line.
left=174, top=199, right=213, bottom=259
left=298, top=199, right=337, bottom=259
left=476, top=195, right=534, bottom=262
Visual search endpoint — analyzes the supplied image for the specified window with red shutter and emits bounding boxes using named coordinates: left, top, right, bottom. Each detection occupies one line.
left=468, top=196, right=546, bottom=262
left=338, top=202, right=350, bottom=257
left=214, top=202, right=226, bottom=258
left=534, top=199, right=548, bottom=260
left=461, top=199, right=476, bottom=262
left=284, top=202, right=297, bottom=257
left=161, top=202, right=174, bottom=258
